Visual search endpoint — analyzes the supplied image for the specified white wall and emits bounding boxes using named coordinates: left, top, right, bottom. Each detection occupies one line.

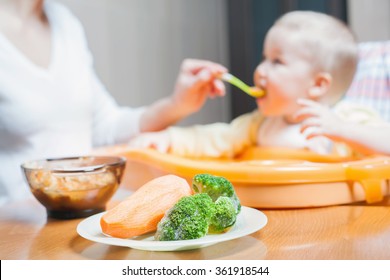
left=52, top=0, right=230, bottom=125
left=53, top=0, right=390, bottom=129
left=348, top=0, right=390, bottom=42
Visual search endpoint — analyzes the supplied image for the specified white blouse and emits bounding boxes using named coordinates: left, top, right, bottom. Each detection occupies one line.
left=0, top=2, right=144, bottom=204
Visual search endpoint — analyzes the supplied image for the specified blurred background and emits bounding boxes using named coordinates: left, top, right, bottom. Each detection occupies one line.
left=52, top=0, right=390, bottom=125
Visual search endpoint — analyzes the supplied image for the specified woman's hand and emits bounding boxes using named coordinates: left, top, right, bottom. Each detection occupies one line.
left=139, top=59, right=227, bottom=132
left=171, top=59, right=227, bottom=115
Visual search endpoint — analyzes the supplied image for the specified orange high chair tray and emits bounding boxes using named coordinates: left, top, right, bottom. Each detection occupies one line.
left=96, top=146, right=390, bottom=208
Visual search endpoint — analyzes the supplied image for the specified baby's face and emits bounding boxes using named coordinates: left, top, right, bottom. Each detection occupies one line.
left=254, top=26, right=318, bottom=117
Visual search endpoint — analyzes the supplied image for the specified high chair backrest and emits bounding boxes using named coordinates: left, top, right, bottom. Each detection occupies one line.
left=343, top=41, right=390, bottom=121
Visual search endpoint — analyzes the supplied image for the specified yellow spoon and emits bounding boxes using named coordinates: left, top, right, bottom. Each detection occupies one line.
left=220, top=73, right=265, bottom=98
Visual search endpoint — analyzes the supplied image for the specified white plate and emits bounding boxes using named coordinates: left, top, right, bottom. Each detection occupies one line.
left=77, top=206, right=267, bottom=251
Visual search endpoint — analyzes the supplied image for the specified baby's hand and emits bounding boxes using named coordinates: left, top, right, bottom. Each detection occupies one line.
left=172, top=59, right=227, bottom=115
left=128, top=130, right=171, bottom=153
left=295, top=98, right=344, bottom=141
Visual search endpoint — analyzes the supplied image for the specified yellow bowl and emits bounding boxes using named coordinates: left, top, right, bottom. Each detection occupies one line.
left=95, top=146, right=390, bottom=208
left=21, top=156, right=126, bottom=219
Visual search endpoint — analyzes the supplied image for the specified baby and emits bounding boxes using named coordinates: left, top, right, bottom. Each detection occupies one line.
left=129, top=11, right=385, bottom=158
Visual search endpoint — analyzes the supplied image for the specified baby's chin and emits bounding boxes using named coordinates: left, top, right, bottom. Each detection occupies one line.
left=257, top=107, right=285, bottom=117
left=256, top=98, right=280, bottom=116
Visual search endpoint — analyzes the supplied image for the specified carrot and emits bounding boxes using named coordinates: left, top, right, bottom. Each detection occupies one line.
left=100, top=174, right=192, bottom=239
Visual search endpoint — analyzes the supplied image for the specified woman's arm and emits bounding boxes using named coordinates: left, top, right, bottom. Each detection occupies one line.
left=139, top=59, right=227, bottom=132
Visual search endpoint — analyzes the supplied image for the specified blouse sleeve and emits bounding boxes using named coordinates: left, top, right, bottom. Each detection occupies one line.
left=73, top=19, right=145, bottom=147
left=54, top=2, right=146, bottom=147
left=90, top=71, right=145, bottom=147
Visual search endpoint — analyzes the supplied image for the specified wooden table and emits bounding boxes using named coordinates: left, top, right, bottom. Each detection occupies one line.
left=1, top=194, right=390, bottom=260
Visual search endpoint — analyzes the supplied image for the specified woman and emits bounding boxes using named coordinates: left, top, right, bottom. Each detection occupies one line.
left=0, top=0, right=227, bottom=203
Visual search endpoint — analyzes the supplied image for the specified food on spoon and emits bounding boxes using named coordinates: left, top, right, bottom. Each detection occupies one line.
left=155, top=193, right=215, bottom=241
left=155, top=174, right=242, bottom=240
left=100, top=175, right=192, bottom=239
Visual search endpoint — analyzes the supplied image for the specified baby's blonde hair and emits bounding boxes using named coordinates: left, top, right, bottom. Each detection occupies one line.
left=275, top=11, right=358, bottom=104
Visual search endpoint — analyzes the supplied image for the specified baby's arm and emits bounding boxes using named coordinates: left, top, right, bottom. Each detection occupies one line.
left=295, top=99, right=390, bottom=155
left=129, top=112, right=259, bottom=158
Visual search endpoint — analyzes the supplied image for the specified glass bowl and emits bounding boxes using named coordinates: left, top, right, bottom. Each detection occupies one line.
left=21, top=156, right=126, bottom=219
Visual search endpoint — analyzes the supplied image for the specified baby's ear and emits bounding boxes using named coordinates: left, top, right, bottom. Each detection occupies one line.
left=308, top=72, right=332, bottom=99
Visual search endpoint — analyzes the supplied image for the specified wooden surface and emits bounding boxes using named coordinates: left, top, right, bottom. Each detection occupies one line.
left=1, top=194, right=390, bottom=260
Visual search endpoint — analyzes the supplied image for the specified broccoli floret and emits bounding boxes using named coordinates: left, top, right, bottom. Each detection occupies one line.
left=208, top=196, right=237, bottom=233
left=155, top=193, right=215, bottom=241
left=192, top=174, right=241, bottom=215
left=155, top=174, right=242, bottom=241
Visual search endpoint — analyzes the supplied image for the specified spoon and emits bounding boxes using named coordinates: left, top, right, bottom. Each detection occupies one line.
left=219, top=73, right=265, bottom=98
